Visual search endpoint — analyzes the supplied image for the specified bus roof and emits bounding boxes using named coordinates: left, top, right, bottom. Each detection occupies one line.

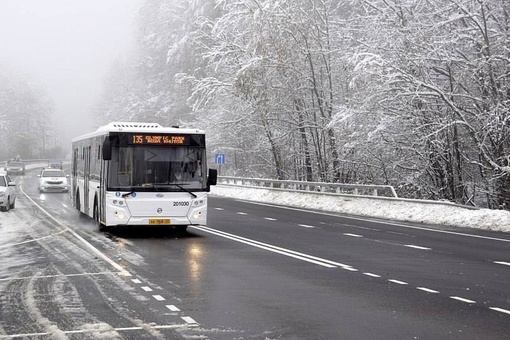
left=72, top=122, right=205, bottom=142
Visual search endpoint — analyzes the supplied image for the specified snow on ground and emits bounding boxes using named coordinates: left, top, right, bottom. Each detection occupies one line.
left=210, top=185, right=510, bottom=233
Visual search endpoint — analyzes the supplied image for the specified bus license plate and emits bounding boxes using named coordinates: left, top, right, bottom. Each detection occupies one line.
left=149, top=219, right=171, bottom=225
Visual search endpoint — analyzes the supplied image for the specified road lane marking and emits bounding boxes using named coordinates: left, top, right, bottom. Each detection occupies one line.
left=235, top=200, right=510, bottom=243
left=181, top=316, right=198, bottom=324
left=237, top=212, right=247, bottom=215
left=388, top=279, right=408, bottom=285
left=153, top=295, right=165, bottom=301
left=494, top=261, right=510, bottom=267
left=131, top=279, right=142, bottom=284
left=343, top=233, right=363, bottom=238
left=191, top=226, right=351, bottom=269
left=342, top=267, right=358, bottom=272
left=490, top=307, right=510, bottom=315
left=298, top=224, right=316, bottom=228
left=363, top=273, right=381, bottom=278
left=417, top=287, right=439, bottom=293
left=20, top=187, right=132, bottom=277
left=166, top=305, right=181, bottom=312
left=450, top=296, right=476, bottom=304
left=0, top=229, right=69, bottom=249
left=141, top=286, right=153, bottom=292
left=404, top=245, right=431, bottom=250
left=214, top=208, right=224, bottom=210
left=264, top=217, right=277, bottom=221
left=0, top=324, right=198, bottom=338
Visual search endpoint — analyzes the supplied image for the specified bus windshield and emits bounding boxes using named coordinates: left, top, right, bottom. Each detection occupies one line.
left=107, top=145, right=206, bottom=191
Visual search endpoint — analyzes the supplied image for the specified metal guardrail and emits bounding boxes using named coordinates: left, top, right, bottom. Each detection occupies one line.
left=216, top=176, right=480, bottom=210
left=218, top=176, right=398, bottom=198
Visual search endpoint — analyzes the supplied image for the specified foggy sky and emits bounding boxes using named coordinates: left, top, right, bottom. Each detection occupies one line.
left=0, top=0, right=140, bottom=149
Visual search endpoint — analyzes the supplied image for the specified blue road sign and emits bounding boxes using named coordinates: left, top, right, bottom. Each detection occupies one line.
left=215, top=153, right=225, bottom=164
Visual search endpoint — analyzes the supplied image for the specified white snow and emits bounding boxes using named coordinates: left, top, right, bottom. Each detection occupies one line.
left=210, top=186, right=510, bottom=233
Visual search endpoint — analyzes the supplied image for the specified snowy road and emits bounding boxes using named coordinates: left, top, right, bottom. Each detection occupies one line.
left=1, top=169, right=509, bottom=339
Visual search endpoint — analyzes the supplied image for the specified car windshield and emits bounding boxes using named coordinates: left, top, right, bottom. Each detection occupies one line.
left=42, top=170, right=66, bottom=177
left=9, top=162, right=23, bottom=167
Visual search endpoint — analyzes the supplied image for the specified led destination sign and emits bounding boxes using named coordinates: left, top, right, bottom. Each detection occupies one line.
left=112, top=132, right=205, bottom=147
left=131, top=134, right=186, bottom=145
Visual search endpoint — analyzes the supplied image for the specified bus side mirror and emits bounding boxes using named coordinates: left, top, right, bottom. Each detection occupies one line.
left=207, top=168, right=218, bottom=191
left=102, top=139, right=112, bottom=160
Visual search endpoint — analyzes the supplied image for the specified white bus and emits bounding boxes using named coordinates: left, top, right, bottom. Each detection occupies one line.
left=71, top=122, right=217, bottom=231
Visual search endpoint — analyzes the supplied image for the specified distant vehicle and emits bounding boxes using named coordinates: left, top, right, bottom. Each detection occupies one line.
left=38, top=169, right=69, bottom=193
left=5, top=161, right=25, bottom=176
left=71, top=122, right=217, bottom=231
left=47, top=160, right=63, bottom=169
left=0, top=173, right=16, bottom=211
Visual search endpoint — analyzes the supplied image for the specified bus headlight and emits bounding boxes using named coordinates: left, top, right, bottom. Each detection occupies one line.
left=112, top=199, right=125, bottom=206
left=192, top=199, right=205, bottom=207
left=192, top=211, right=202, bottom=219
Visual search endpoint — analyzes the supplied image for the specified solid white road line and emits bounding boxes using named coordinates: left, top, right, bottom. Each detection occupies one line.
left=232, top=200, right=510, bottom=243
left=20, top=187, right=132, bottom=277
left=191, top=225, right=351, bottom=268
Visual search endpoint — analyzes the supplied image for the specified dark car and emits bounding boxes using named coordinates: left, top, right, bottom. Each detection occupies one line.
left=47, top=160, right=63, bottom=169
left=6, top=161, right=25, bottom=176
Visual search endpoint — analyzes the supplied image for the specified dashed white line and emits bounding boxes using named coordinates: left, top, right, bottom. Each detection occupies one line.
left=181, top=316, right=198, bottom=324
left=417, top=287, right=439, bottom=294
left=490, top=307, right=510, bottom=315
left=342, top=267, right=358, bottom=272
left=153, top=295, right=166, bottom=301
left=363, top=273, right=381, bottom=278
left=237, top=212, right=247, bottom=215
left=298, top=224, right=316, bottom=228
left=388, top=279, right=408, bottom=285
left=450, top=296, right=476, bottom=304
left=214, top=208, right=224, bottom=210
left=131, top=279, right=142, bottom=284
left=343, top=233, right=363, bottom=238
left=141, top=286, right=153, bottom=292
left=264, top=217, right=277, bottom=221
left=494, top=261, right=510, bottom=267
left=404, top=245, right=431, bottom=250
left=166, top=305, right=181, bottom=312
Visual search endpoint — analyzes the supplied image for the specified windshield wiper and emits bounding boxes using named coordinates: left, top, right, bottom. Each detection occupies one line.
left=121, top=188, right=137, bottom=197
left=154, top=183, right=197, bottom=198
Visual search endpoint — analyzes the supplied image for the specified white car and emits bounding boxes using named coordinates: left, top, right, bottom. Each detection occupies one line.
left=38, top=169, right=69, bottom=193
left=0, top=173, right=16, bottom=211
